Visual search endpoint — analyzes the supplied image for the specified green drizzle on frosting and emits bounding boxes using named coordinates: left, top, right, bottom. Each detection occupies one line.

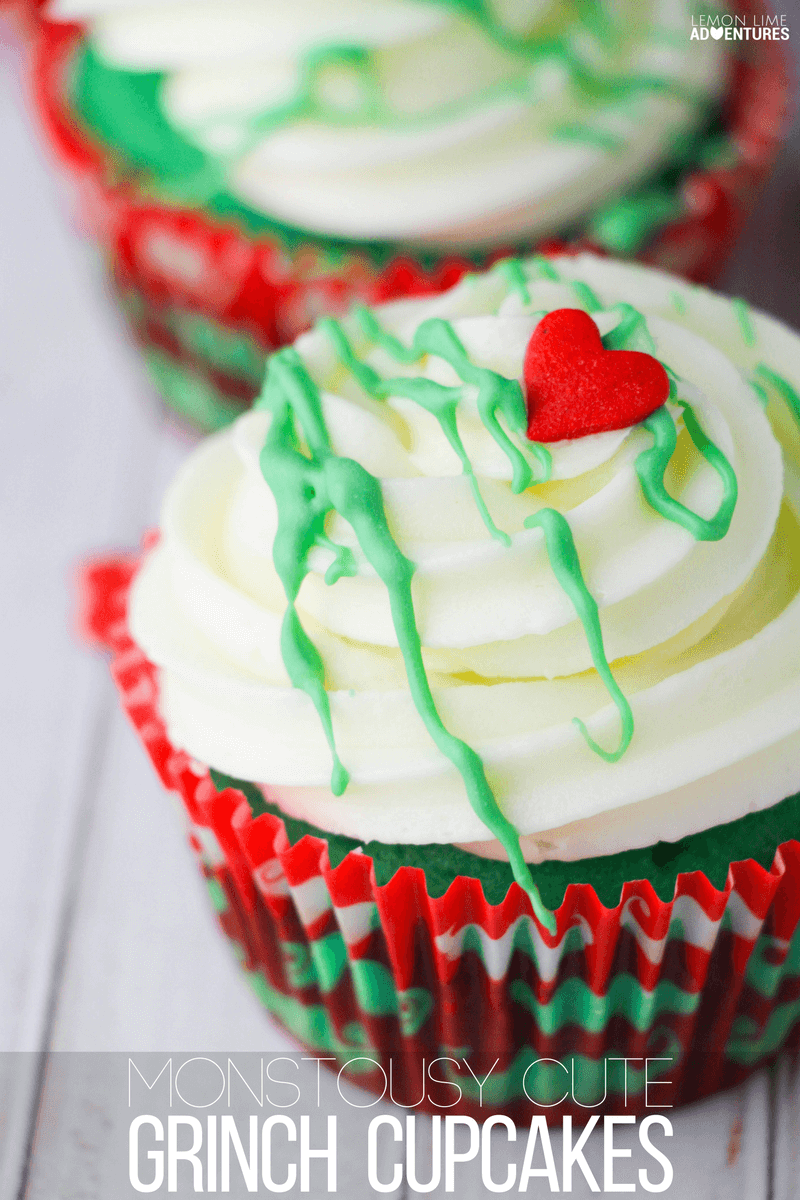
left=529, top=255, right=562, bottom=283
left=499, top=255, right=561, bottom=306
left=571, top=280, right=602, bottom=311
left=499, top=258, right=532, bottom=306
left=522, top=508, right=633, bottom=762
left=315, top=531, right=358, bottom=585
left=749, top=378, right=770, bottom=409
left=555, top=123, right=625, bottom=151
left=732, top=297, right=757, bottom=348
left=602, top=302, right=657, bottom=353
left=323, top=309, right=552, bottom=538
left=340, top=307, right=632, bottom=760
left=755, top=363, right=800, bottom=428
left=252, top=290, right=649, bottom=931
left=252, top=272, right=744, bottom=933
left=256, top=341, right=559, bottom=929
left=593, top=294, right=738, bottom=543
left=257, top=350, right=351, bottom=797
left=170, top=21, right=647, bottom=181
left=635, top=402, right=738, bottom=541
left=670, top=290, right=687, bottom=316
left=72, top=31, right=723, bottom=261
left=229, top=0, right=694, bottom=147
left=77, top=0, right=707, bottom=206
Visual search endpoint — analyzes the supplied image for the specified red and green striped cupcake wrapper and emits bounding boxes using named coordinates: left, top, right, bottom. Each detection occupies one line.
left=80, top=550, right=800, bottom=1120
left=29, top=8, right=793, bottom=430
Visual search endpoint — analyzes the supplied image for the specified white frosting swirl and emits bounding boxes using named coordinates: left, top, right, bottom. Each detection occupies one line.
left=128, top=255, right=800, bottom=862
left=48, top=0, right=726, bottom=246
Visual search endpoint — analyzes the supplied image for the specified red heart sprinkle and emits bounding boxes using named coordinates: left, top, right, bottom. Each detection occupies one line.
left=524, top=308, right=670, bottom=442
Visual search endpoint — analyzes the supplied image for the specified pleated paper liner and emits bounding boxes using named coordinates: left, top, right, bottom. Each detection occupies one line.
left=78, top=550, right=800, bottom=1121
left=31, top=5, right=793, bottom=431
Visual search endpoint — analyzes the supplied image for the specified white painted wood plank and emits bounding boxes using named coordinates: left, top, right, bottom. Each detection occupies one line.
left=772, top=1054, right=800, bottom=1200
left=0, top=17, right=168, bottom=1057
left=0, top=21, right=198, bottom=1196
left=49, top=701, right=288, bottom=1053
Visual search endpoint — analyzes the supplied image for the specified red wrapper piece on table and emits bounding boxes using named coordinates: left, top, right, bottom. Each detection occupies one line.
left=79, top=549, right=800, bottom=1121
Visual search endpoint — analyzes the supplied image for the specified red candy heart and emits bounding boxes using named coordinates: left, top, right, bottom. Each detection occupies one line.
left=524, top=308, right=669, bottom=442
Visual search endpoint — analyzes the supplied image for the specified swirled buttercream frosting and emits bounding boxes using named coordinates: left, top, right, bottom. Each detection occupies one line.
left=129, top=254, right=800, bottom=918
left=48, top=0, right=725, bottom=246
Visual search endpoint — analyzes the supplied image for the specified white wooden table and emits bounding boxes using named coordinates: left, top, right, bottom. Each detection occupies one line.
left=1, top=13, right=799, bottom=1197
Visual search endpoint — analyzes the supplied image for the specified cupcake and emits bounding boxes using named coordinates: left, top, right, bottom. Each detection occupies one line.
left=32, top=0, right=789, bottom=429
left=82, top=252, right=800, bottom=1120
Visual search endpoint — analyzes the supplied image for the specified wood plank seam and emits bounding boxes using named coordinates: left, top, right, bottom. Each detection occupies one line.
left=6, top=682, right=115, bottom=1200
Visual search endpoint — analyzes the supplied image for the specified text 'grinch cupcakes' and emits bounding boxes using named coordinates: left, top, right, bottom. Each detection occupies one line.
left=33, top=0, right=790, bottom=429
left=83, top=253, right=800, bottom=1119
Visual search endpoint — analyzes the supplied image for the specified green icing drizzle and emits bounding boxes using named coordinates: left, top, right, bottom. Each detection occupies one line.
left=76, top=0, right=707, bottom=208
left=523, top=509, right=633, bottom=762
left=172, top=25, right=650, bottom=181
left=570, top=280, right=602, bottom=311
left=327, top=315, right=517, bottom=545
left=529, top=255, right=562, bottom=283
left=588, top=190, right=680, bottom=254
left=499, top=258, right=531, bottom=306
left=635, top=402, right=738, bottom=541
left=272, top=44, right=376, bottom=129
left=258, top=350, right=351, bottom=797
left=601, top=302, right=657, bottom=353
left=755, top=363, right=800, bottom=428
left=315, top=531, right=358, bottom=585
left=498, top=255, right=561, bottom=305
left=670, top=290, right=687, bottom=315
left=249, top=281, right=744, bottom=935
left=329, top=307, right=553, bottom=520
left=352, top=306, right=418, bottom=366
left=732, top=297, right=757, bottom=347
left=749, top=377, right=770, bottom=410
left=555, top=123, right=625, bottom=151
left=326, top=307, right=632, bottom=753
left=256, top=341, right=559, bottom=930
left=72, top=31, right=723, bottom=260
left=590, top=295, right=738, bottom=546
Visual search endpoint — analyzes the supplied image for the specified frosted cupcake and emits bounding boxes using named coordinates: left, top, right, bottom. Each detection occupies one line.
left=83, top=252, right=800, bottom=1118
left=32, top=0, right=788, bottom=428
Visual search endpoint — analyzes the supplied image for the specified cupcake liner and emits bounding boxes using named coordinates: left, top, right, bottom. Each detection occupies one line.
left=113, top=284, right=263, bottom=429
left=80, top=549, right=800, bottom=1121
left=30, top=7, right=793, bottom=431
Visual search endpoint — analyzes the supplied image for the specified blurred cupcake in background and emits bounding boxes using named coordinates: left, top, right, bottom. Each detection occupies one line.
left=27, top=0, right=790, bottom=428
